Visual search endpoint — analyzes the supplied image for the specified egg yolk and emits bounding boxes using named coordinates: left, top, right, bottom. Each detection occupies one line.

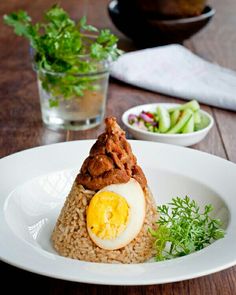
left=87, top=191, right=129, bottom=240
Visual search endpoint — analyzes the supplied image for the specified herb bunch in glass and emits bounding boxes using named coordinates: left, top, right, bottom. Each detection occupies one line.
left=4, top=4, right=122, bottom=130
left=4, top=4, right=122, bottom=107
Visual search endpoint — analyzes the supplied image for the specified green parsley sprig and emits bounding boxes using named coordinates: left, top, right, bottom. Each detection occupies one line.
left=149, top=196, right=225, bottom=261
left=3, top=4, right=122, bottom=107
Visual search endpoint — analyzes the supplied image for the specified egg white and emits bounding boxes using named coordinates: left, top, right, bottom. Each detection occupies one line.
left=87, top=178, right=146, bottom=250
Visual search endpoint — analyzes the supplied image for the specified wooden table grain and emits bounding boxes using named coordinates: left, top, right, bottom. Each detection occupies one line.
left=1, top=0, right=236, bottom=294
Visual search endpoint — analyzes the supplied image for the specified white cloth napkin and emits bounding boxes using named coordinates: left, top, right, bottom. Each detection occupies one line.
left=111, top=44, right=236, bottom=111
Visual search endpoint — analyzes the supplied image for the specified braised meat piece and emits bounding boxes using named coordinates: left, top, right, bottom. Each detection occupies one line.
left=85, top=155, right=114, bottom=177
left=76, top=117, right=147, bottom=190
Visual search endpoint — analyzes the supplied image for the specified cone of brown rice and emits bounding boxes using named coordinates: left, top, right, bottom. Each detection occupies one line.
left=52, top=117, right=157, bottom=263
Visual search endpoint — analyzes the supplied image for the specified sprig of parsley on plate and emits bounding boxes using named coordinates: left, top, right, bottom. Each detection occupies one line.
left=149, top=196, right=225, bottom=261
left=3, top=4, right=122, bottom=106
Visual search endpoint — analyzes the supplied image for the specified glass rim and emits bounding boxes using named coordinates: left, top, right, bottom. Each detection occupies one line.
left=32, top=58, right=110, bottom=77
left=34, top=66, right=110, bottom=77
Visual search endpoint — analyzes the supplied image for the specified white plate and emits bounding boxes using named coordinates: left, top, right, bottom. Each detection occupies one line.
left=122, top=103, right=214, bottom=146
left=0, top=140, right=235, bottom=285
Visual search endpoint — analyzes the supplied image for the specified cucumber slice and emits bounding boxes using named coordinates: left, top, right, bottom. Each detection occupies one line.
left=167, top=109, right=193, bottom=134
left=154, top=127, right=159, bottom=133
left=182, top=115, right=194, bottom=133
left=157, top=106, right=171, bottom=133
left=193, top=110, right=201, bottom=124
left=170, top=109, right=180, bottom=127
left=194, top=114, right=210, bottom=131
left=169, top=100, right=200, bottom=113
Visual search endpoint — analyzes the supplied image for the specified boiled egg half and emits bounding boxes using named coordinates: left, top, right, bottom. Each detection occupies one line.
left=86, top=178, right=146, bottom=250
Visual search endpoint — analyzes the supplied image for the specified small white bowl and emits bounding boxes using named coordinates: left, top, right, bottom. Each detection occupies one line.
left=122, top=103, right=214, bottom=146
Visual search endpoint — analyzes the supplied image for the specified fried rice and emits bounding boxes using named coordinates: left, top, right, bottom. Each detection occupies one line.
left=51, top=182, right=157, bottom=263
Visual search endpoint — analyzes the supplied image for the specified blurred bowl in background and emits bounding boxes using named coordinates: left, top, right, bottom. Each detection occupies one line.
left=108, top=0, right=215, bottom=47
left=132, top=0, right=207, bottom=18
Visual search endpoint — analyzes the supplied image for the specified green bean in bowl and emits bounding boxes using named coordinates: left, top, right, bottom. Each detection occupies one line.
left=122, top=101, right=214, bottom=146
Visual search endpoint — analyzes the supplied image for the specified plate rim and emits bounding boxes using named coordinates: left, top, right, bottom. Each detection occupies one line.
left=0, top=140, right=236, bottom=285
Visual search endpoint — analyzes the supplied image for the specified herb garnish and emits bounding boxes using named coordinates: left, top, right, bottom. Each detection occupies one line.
left=3, top=4, right=122, bottom=107
left=149, top=196, right=225, bottom=261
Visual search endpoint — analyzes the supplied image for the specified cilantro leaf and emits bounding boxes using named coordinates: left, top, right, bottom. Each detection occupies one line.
left=49, top=98, right=59, bottom=108
left=79, top=16, right=98, bottom=32
left=44, top=4, right=74, bottom=29
left=4, top=10, right=34, bottom=40
left=97, top=29, right=118, bottom=45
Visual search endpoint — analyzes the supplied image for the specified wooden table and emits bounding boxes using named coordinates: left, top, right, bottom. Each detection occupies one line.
left=1, top=0, right=236, bottom=293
